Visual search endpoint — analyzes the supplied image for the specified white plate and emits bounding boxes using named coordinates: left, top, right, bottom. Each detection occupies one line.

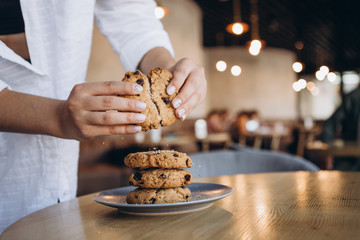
left=93, top=183, right=234, bottom=216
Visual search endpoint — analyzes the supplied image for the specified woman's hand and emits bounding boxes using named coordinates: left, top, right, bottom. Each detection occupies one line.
left=60, top=81, right=147, bottom=141
left=139, top=47, right=207, bottom=121
left=167, top=58, right=207, bottom=121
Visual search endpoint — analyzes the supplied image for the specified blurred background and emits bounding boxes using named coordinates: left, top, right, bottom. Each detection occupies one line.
left=78, top=0, right=360, bottom=196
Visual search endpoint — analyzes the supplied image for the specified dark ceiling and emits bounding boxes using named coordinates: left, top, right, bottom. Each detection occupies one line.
left=193, top=0, right=360, bottom=75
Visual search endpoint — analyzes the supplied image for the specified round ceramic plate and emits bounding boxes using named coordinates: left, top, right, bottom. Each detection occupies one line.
left=93, top=183, right=234, bottom=216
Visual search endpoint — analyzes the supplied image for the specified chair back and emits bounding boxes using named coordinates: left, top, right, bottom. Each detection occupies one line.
left=189, top=147, right=319, bottom=178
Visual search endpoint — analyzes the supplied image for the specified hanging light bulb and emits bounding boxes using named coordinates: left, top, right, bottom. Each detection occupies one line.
left=249, top=46, right=260, bottom=56
left=247, top=0, right=265, bottom=55
left=249, top=40, right=261, bottom=56
left=226, top=0, right=249, bottom=35
left=292, top=62, right=303, bottom=73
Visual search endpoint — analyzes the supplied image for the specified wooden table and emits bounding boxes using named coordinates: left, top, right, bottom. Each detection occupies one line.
left=2, top=171, right=360, bottom=239
left=306, top=141, right=360, bottom=158
left=306, top=141, right=360, bottom=169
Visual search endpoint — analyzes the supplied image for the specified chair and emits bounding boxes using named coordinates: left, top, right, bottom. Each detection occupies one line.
left=189, top=145, right=319, bottom=178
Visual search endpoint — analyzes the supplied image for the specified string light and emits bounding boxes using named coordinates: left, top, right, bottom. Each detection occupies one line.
left=298, top=79, right=307, bottom=89
left=154, top=7, right=165, bottom=19
left=315, top=70, right=326, bottom=81
left=292, top=62, right=303, bottom=73
left=216, top=61, right=227, bottom=72
left=292, top=82, right=301, bottom=92
left=231, top=65, right=242, bottom=76
left=319, top=66, right=329, bottom=75
left=154, top=3, right=169, bottom=20
left=327, top=72, right=336, bottom=83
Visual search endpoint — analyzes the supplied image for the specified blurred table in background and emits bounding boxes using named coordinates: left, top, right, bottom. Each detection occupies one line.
left=296, top=126, right=322, bottom=157
left=305, top=140, right=360, bottom=170
left=139, top=132, right=232, bottom=152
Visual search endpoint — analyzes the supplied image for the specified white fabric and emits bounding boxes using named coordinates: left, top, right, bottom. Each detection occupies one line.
left=0, top=0, right=173, bottom=233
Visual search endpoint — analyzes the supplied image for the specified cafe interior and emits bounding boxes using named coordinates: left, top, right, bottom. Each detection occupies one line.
left=78, top=0, right=360, bottom=196
left=3, top=0, right=360, bottom=239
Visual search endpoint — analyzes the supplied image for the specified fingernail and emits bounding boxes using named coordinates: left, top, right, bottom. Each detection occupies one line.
left=181, top=114, right=187, bottom=121
left=167, top=85, right=176, bottom=95
left=133, top=126, right=142, bottom=132
left=135, top=114, right=146, bottom=121
left=133, top=84, right=143, bottom=93
left=178, top=108, right=185, bottom=118
left=136, top=101, right=147, bottom=110
left=173, top=99, right=182, bottom=108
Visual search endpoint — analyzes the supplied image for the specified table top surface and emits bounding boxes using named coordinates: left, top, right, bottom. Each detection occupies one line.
left=307, top=141, right=360, bottom=157
left=2, top=171, right=360, bottom=240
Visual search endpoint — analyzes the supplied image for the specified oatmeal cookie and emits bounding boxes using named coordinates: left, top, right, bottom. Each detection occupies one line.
left=129, top=168, right=192, bottom=188
left=124, top=150, right=192, bottom=169
left=121, top=68, right=177, bottom=131
left=121, top=70, right=160, bottom=131
left=148, top=68, right=177, bottom=126
left=126, top=186, right=191, bottom=204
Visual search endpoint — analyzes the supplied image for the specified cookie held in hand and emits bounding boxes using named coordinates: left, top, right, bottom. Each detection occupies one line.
left=148, top=68, right=178, bottom=127
left=121, top=68, right=178, bottom=131
left=121, top=70, right=160, bottom=131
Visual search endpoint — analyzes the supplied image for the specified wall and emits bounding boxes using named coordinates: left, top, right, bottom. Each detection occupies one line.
left=205, top=47, right=298, bottom=120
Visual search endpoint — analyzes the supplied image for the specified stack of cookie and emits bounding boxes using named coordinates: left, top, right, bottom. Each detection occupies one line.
left=124, top=150, right=193, bottom=204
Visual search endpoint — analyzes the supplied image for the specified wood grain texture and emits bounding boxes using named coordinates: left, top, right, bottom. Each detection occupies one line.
left=1, top=171, right=360, bottom=240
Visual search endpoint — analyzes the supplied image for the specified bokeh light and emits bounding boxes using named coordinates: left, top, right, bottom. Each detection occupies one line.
left=231, top=65, right=242, bottom=76
left=216, top=60, right=227, bottom=72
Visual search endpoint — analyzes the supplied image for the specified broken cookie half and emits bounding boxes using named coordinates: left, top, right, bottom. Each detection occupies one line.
left=122, top=68, right=178, bottom=131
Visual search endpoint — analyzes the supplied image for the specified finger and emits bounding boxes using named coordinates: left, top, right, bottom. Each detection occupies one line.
left=74, top=81, right=143, bottom=96
left=85, top=112, right=147, bottom=126
left=171, top=65, right=204, bottom=108
left=85, top=125, right=142, bottom=138
left=166, top=58, right=194, bottom=95
left=103, top=125, right=142, bottom=135
left=175, top=89, right=206, bottom=121
left=82, top=96, right=146, bottom=112
left=171, top=77, right=196, bottom=109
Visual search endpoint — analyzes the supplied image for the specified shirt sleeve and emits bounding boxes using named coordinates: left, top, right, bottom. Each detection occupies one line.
left=0, top=79, right=11, bottom=92
left=94, top=0, right=174, bottom=71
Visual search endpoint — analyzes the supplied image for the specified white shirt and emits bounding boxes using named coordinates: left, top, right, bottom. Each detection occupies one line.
left=0, top=0, right=173, bottom=233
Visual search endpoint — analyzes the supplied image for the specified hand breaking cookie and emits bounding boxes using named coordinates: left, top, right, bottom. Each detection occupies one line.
left=122, top=68, right=179, bottom=131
